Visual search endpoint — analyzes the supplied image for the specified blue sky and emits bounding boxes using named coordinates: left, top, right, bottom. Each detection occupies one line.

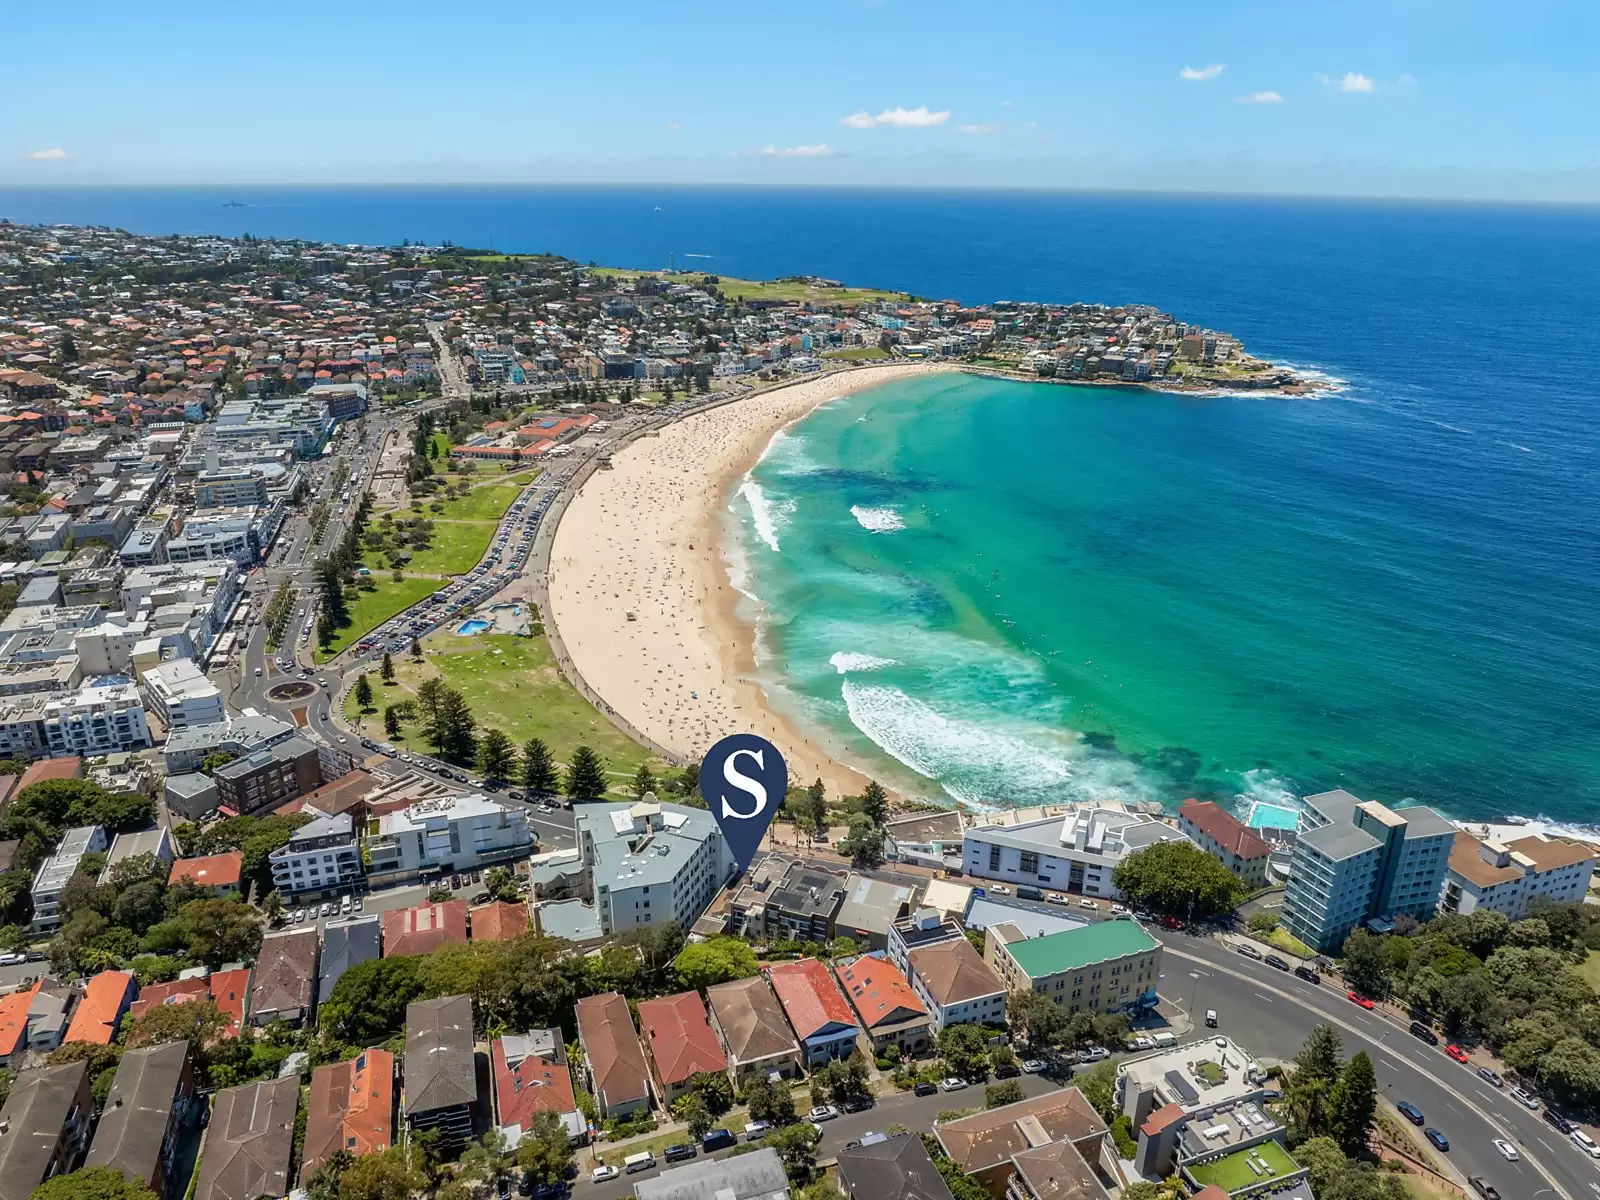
left=6, top=0, right=1598, bottom=199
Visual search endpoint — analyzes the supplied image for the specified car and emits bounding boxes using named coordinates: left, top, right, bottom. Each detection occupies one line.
left=1158, top=915, right=1184, bottom=930
left=840, top=1096, right=873, bottom=1113
left=1424, top=1127, right=1450, bottom=1152
left=914, top=1081, right=938, bottom=1096
left=532, top=1186, right=567, bottom=1200
left=1131, top=1035, right=1155, bottom=1050
left=939, top=1077, right=968, bottom=1092
left=1466, top=1177, right=1502, bottom=1200
left=320, top=710, right=328, bottom=721
left=1508, top=1085, right=1540, bottom=1110
left=1111, top=903, right=1130, bottom=915
left=1204, top=1010, right=1218, bottom=1028
left=317, top=902, right=331, bottom=918
left=1077, top=897, right=1098, bottom=909
left=1264, top=954, right=1290, bottom=972
left=1022, top=1059, right=1050, bottom=1074
left=1396, top=1101, right=1425, bottom=1126
left=1293, top=966, right=1321, bottom=984
left=994, top=1062, right=1021, bottom=1078
left=1543, top=1110, right=1575, bottom=1135
left=1236, top=942, right=1264, bottom=960
left=1573, top=1129, right=1600, bottom=1158
left=701, top=1129, right=736, bottom=1152
left=472, top=891, right=491, bottom=904
left=808, top=1105, right=839, bottom=1122
left=743, top=1121, right=772, bottom=1141
left=291, top=908, right=305, bottom=923
left=509, top=790, right=526, bottom=801
left=664, top=1144, right=697, bottom=1163
left=987, top=886, right=1011, bottom=896
left=1477, top=1066, right=1503, bottom=1087
left=1491, top=1138, right=1518, bottom=1162
left=451, top=874, right=462, bottom=889
left=1444, top=1044, right=1470, bottom=1064
left=1408, top=1021, right=1439, bottom=1045
left=354, top=896, right=364, bottom=911
left=1079, top=1046, right=1110, bottom=1063
left=591, top=1167, right=619, bottom=1184
left=1347, top=991, right=1375, bottom=1009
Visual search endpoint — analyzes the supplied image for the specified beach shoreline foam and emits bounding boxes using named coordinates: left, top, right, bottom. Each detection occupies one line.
left=546, top=363, right=954, bottom=799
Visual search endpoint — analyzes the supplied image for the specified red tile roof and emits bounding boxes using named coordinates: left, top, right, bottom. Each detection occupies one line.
left=169, top=852, right=244, bottom=889
left=636, top=991, right=726, bottom=1087
left=1140, top=1101, right=1186, bottom=1136
left=1178, top=800, right=1272, bottom=862
left=0, top=981, right=42, bottom=1058
left=128, top=968, right=251, bottom=1038
left=382, top=901, right=468, bottom=957
left=764, top=958, right=858, bottom=1041
left=17, top=756, right=83, bottom=792
left=493, top=1034, right=578, bottom=1133
left=304, top=1049, right=395, bottom=1177
left=835, top=956, right=927, bottom=1030
left=469, top=902, right=529, bottom=943
left=65, top=970, right=136, bottom=1044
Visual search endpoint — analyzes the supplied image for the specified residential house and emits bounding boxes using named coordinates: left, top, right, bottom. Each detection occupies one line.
left=84, top=1042, right=197, bottom=1200
left=906, top=937, right=1006, bottom=1032
left=383, top=901, right=468, bottom=957
left=0, top=1061, right=92, bottom=1200
left=0, top=981, right=77, bottom=1060
left=960, top=806, right=1192, bottom=901
left=765, top=959, right=860, bottom=1066
left=1440, top=831, right=1597, bottom=920
left=706, top=976, right=803, bottom=1086
left=267, top=810, right=361, bottom=896
left=318, top=915, right=381, bottom=1006
left=168, top=852, right=243, bottom=896
left=574, top=991, right=650, bottom=1120
left=469, top=901, right=529, bottom=942
left=63, top=969, right=137, bottom=1044
left=637, top=991, right=726, bottom=1107
left=129, top=968, right=250, bottom=1039
left=191, top=1077, right=299, bottom=1200
left=249, top=928, right=318, bottom=1026
left=835, top=955, right=932, bottom=1057
left=1177, top=800, right=1274, bottom=890
left=935, top=1089, right=1113, bottom=1200
left=302, top=1049, right=395, bottom=1181
left=984, top=921, right=1161, bottom=1018
left=493, top=1029, right=585, bottom=1147
left=404, top=996, right=478, bottom=1152
left=837, top=1133, right=957, bottom=1200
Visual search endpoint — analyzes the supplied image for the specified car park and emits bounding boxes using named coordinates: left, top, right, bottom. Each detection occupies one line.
left=1397, top=1102, right=1425, bottom=1126
left=1491, top=1139, right=1517, bottom=1161
left=1424, top=1127, right=1450, bottom=1152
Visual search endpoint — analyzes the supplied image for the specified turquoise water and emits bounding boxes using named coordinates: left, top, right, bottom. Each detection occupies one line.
left=456, top=619, right=491, bottom=635
left=730, top=373, right=1600, bottom=823
left=1248, top=804, right=1302, bottom=832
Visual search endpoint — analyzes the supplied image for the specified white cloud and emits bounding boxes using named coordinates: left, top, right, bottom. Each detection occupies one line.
left=957, top=123, right=1001, bottom=135
left=27, top=148, right=69, bottom=160
left=748, top=143, right=837, bottom=158
left=1318, top=71, right=1377, bottom=93
left=1179, top=64, right=1226, bottom=81
left=1236, top=91, right=1283, bottom=104
left=838, top=106, right=950, bottom=129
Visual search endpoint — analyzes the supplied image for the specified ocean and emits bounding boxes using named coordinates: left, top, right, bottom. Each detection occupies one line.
left=5, top=185, right=1599, bottom=823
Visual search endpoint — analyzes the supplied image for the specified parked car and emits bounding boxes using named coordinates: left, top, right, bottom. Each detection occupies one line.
left=987, top=886, right=1011, bottom=896
left=1397, top=1101, right=1425, bottom=1126
left=994, top=1062, right=1021, bottom=1078
left=840, top=1096, right=873, bottom=1113
left=1477, top=1066, right=1503, bottom=1087
left=1509, top=1085, right=1540, bottom=1110
left=1236, top=942, right=1264, bottom=961
left=1424, top=1127, right=1450, bottom=1152
left=1573, top=1129, right=1600, bottom=1158
left=1079, top=1046, right=1110, bottom=1063
left=1444, top=1044, right=1470, bottom=1064
left=1022, top=1059, right=1050, bottom=1074
left=743, top=1121, right=771, bottom=1141
left=591, top=1167, right=619, bottom=1184
left=1264, top=955, right=1290, bottom=972
left=1293, top=966, right=1321, bottom=984
left=1466, top=1177, right=1501, bottom=1200
left=1347, top=991, right=1375, bottom=1010
left=1110, top=903, right=1130, bottom=915
left=914, top=1081, right=938, bottom=1096
left=1408, top=1021, right=1439, bottom=1045
left=939, top=1077, right=969, bottom=1092
left=1492, top=1139, right=1518, bottom=1162
left=808, top=1105, right=839, bottom=1122
left=664, top=1144, right=697, bottom=1163
left=473, top=892, right=491, bottom=904
left=1543, top=1110, right=1575, bottom=1135
left=701, top=1130, right=736, bottom=1152
left=1077, top=897, right=1098, bottom=909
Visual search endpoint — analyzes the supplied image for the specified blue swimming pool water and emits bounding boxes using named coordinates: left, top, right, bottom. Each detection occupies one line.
left=1248, top=803, right=1302, bottom=831
left=456, top=619, right=491, bottom=636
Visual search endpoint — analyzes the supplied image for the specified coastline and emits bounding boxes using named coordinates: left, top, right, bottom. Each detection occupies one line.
left=546, top=363, right=955, bottom=800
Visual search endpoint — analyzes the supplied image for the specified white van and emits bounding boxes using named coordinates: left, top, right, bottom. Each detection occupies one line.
left=1153, top=1032, right=1177, bottom=1048
left=624, top=1151, right=656, bottom=1173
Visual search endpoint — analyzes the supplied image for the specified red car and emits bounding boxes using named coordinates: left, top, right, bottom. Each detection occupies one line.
left=1347, top=990, right=1375, bottom=1010
left=1445, top=1044, right=1470, bottom=1063
left=1158, top=916, right=1184, bottom=931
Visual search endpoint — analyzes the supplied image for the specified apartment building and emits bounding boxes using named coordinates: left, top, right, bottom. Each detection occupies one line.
left=834, top=955, right=932, bottom=1057
left=985, top=920, right=1161, bottom=1017
left=1282, top=790, right=1455, bottom=954
left=0, top=1062, right=93, bottom=1200
left=706, top=976, right=804, bottom=1086
left=575, top=799, right=733, bottom=938
left=212, top=736, right=323, bottom=815
left=404, top=996, right=478, bottom=1151
left=366, top=792, right=533, bottom=880
left=1441, top=831, right=1596, bottom=920
left=268, top=810, right=361, bottom=896
left=905, top=937, right=1006, bottom=1032
left=1177, top=800, right=1274, bottom=890
left=192, top=1078, right=298, bottom=1200
left=492, top=1030, right=585, bottom=1146
left=303, top=1050, right=394, bottom=1181
left=84, top=1042, right=197, bottom=1200
left=574, top=992, right=650, bottom=1120
left=935, top=1089, right=1112, bottom=1200
left=961, top=805, right=1193, bottom=900
left=31, top=825, right=108, bottom=931
left=41, top=681, right=151, bottom=754
left=637, top=991, right=726, bottom=1107
left=140, top=658, right=225, bottom=730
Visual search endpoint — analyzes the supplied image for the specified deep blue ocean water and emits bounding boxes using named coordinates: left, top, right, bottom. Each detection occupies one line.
left=4, top=186, right=1598, bottom=822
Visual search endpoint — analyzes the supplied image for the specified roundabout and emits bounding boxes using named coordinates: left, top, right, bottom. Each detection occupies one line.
left=266, top=680, right=317, bottom=702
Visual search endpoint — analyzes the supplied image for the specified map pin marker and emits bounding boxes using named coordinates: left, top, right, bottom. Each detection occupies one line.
left=702, top=733, right=787, bottom=873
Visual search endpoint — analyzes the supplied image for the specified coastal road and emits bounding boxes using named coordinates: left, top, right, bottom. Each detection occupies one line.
left=1155, top=928, right=1594, bottom=1200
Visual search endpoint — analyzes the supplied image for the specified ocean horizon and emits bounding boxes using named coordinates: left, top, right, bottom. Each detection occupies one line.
left=10, top=185, right=1598, bottom=826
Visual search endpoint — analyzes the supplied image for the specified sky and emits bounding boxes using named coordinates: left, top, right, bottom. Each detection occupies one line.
left=5, top=0, right=1599, bottom=200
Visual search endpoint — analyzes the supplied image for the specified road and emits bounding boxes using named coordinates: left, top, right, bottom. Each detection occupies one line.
left=1158, top=928, right=1594, bottom=1200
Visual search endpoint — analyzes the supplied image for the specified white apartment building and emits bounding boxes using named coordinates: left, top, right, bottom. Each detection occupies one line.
left=1441, top=831, right=1596, bottom=920
left=42, top=682, right=152, bottom=755
left=574, top=799, right=734, bottom=937
left=75, top=621, right=149, bottom=676
left=32, top=825, right=108, bottom=931
left=195, top=469, right=268, bottom=509
left=166, top=510, right=255, bottom=566
left=269, top=811, right=362, bottom=895
left=366, top=792, right=533, bottom=880
left=140, top=658, right=224, bottom=730
left=961, top=805, right=1195, bottom=900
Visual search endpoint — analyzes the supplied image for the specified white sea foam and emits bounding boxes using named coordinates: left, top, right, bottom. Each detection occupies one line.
left=850, top=505, right=905, bottom=533
left=737, top=476, right=790, bottom=552
left=1233, top=769, right=1302, bottom=819
left=828, top=651, right=898, bottom=674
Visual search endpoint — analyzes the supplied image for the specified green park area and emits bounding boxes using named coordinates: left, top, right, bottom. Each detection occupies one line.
left=345, top=631, right=661, bottom=793
left=1185, top=1142, right=1300, bottom=1193
left=316, top=575, right=439, bottom=661
left=587, top=266, right=909, bottom=307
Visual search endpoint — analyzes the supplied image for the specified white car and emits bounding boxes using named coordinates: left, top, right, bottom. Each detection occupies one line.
left=1492, top=1139, right=1518, bottom=1162
left=291, top=908, right=305, bottom=923
left=940, top=1077, right=969, bottom=1092
left=1111, top=903, right=1130, bottom=915
left=1078, top=897, right=1099, bottom=910
left=592, top=1166, right=620, bottom=1183
left=1509, top=1086, right=1540, bottom=1110
left=1021, top=1059, right=1050, bottom=1074
left=808, top=1105, right=839, bottom=1122
left=987, top=886, right=1011, bottom=897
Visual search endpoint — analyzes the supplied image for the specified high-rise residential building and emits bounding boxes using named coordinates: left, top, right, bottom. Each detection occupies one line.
left=574, top=799, right=734, bottom=937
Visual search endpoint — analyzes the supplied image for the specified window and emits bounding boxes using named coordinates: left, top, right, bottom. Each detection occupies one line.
left=1019, top=851, right=1039, bottom=874
left=988, top=845, right=1002, bottom=872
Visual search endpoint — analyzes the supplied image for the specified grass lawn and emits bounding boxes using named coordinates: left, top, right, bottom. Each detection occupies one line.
left=1265, top=927, right=1317, bottom=959
left=1185, top=1141, right=1298, bottom=1193
left=345, top=632, right=664, bottom=789
left=824, top=346, right=890, bottom=360
left=588, top=266, right=908, bottom=306
left=394, top=520, right=498, bottom=576
left=427, top=431, right=451, bottom=457
left=428, top=480, right=528, bottom=522
left=316, top=575, right=441, bottom=661
left=1580, top=950, right=1600, bottom=992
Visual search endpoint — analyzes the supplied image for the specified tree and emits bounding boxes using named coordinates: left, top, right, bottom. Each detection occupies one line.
left=320, top=956, right=425, bottom=1044
left=1328, top=1051, right=1377, bottom=1156
left=838, top=815, right=884, bottom=867
left=858, top=780, right=888, bottom=826
left=515, top=1111, right=574, bottom=1186
left=631, top=762, right=657, bottom=799
left=381, top=651, right=396, bottom=683
left=985, top=1081, right=1024, bottom=1108
left=742, top=1074, right=796, bottom=1124
left=427, top=686, right=477, bottom=763
left=1339, top=929, right=1390, bottom=998
left=477, top=728, right=515, bottom=783
left=795, top=779, right=827, bottom=834
left=1008, top=988, right=1071, bottom=1050
left=1541, top=1036, right=1600, bottom=1108
left=674, top=1093, right=713, bottom=1141
left=384, top=705, right=403, bottom=739
left=411, top=637, right=424, bottom=659
left=483, top=867, right=520, bottom=904
left=155, top=898, right=262, bottom=968
left=564, top=744, right=608, bottom=801
left=262, top=890, right=285, bottom=924
left=522, top=737, right=557, bottom=793
left=31, top=1167, right=157, bottom=1200
left=354, top=674, right=375, bottom=711
left=333, top=1144, right=430, bottom=1200
left=937, top=1024, right=991, bottom=1081
left=829, top=936, right=858, bottom=960
left=1111, top=841, right=1245, bottom=919
left=415, top=676, right=447, bottom=727
left=674, top=938, right=758, bottom=990
left=688, top=1069, right=733, bottom=1115
left=764, top=1123, right=818, bottom=1184
left=1287, top=1025, right=1344, bottom=1143
left=1294, top=1137, right=1351, bottom=1198
left=200, top=751, right=238, bottom=776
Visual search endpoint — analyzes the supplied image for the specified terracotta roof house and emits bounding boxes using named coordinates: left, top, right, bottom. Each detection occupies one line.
left=1008, top=1140, right=1115, bottom=1200
left=383, top=900, right=468, bottom=957
left=1443, top=830, right=1597, bottom=921
left=574, top=991, right=650, bottom=1120
left=250, top=928, right=318, bottom=1026
left=15, top=756, right=82, bottom=793
left=637, top=991, right=726, bottom=1104
left=935, top=1089, right=1110, bottom=1200
left=835, top=955, right=933, bottom=1056
left=0, top=981, right=43, bottom=1066
left=906, top=938, right=1006, bottom=1031
left=765, top=958, right=861, bottom=1066
left=192, top=1077, right=299, bottom=1200
left=1177, top=800, right=1273, bottom=889
left=492, top=1029, right=584, bottom=1146
left=64, top=969, right=136, bottom=1044
left=706, top=975, right=803, bottom=1085
left=128, top=972, right=250, bottom=1039
left=470, top=900, right=530, bottom=942
left=0, top=1061, right=92, bottom=1200
left=838, top=1132, right=957, bottom=1200
left=404, top=996, right=478, bottom=1151
left=302, top=1048, right=395, bottom=1180
left=168, top=852, right=244, bottom=895
left=84, top=1041, right=197, bottom=1199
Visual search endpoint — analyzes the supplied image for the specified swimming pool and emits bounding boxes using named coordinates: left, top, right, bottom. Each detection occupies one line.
left=1247, top=802, right=1302, bottom=832
left=456, top=619, right=491, bottom=636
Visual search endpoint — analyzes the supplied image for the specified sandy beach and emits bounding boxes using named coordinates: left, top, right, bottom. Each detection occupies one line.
left=546, top=364, right=953, bottom=799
